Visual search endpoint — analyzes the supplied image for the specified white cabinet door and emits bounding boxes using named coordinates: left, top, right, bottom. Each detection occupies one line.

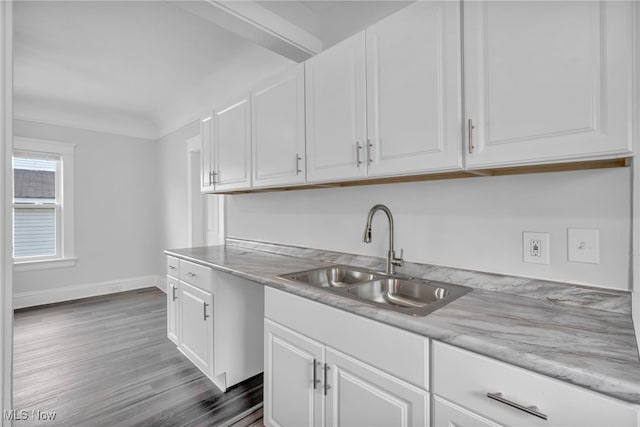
left=214, top=95, right=252, bottom=190
left=264, top=319, right=324, bottom=427
left=166, top=277, right=179, bottom=345
left=325, top=348, right=429, bottom=427
left=252, top=65, right=306, bottom=188
left=200, top=115, right=214, bottom=192
left=305, top=32, right=367, bottom=183
left=179, top=282, right=213, bottom=376
left=366, top=1, right=462, bottom=177
left=433, top=396, right=502, bottom=427
left=464, top=1, right=634, bottom=168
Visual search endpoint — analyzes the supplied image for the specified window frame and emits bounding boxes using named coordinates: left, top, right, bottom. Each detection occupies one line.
left=12, top=137, right=76, bottom=271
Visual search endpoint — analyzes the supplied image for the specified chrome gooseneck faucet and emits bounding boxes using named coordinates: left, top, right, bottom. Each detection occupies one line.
left=363, top=204, right=404, bottom=275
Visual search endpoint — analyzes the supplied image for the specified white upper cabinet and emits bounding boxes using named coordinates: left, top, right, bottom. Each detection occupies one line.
left=464, top=1, right=635, bottom=168
left=200, top=115, right=214, bottom=192
left=366, top=1, right=462, bottom=177
left=252, top=65, right=306, bottom=188
left=214, top=94, right=252, bottom=191
left=305, top=32, right=368, bottom=183
left=305, top=2, right=462, bottom=184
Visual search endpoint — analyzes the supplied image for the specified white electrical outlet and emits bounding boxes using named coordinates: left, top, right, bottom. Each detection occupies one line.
left=568, top=228, right=599, bottom=264
left=530, top=239, right=541, bottom=257
left=523, top=232, right=550, bottom=264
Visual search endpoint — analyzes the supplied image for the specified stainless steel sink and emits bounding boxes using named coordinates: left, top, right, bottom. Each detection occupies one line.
left=347, top=277, right=471, bottom=316
left=278, top=266, right=471, bottom=316
left=278, top=265, right=382, bottom=288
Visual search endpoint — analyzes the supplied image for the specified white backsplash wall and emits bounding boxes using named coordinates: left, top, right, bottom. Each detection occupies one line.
left=227, top=167, right=632, bottom=291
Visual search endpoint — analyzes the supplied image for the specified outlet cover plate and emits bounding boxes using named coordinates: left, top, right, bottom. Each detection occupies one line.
left=523, top=232, right=550, bottom=264
left=568, top=228, right=599, bottom=264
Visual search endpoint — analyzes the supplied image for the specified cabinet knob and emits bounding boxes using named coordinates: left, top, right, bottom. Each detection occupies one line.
left=312, top=359, right=321, bottom=390
left=323, top=364, right=331, bottom=395
left=296, top=154, right=302, bottom=175
left=468, top=118, right=475, bottom=154
left=203, top=302, right=210, bottom=321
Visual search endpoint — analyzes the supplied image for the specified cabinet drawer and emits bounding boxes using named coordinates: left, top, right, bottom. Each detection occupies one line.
left=265, top=287, right=428, bottom=390
left=166, top=256, right=179, bottom=277
left=432, top=341, right=637, bottom=427
left=433, top=396, right=500, bottom=427
left=179, top=259, right=213, bottom=292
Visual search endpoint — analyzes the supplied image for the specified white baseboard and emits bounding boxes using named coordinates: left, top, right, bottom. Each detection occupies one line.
left=156, top=275, right=167, bottom=293
left=634, top=289, right=639, bottom=354
left=14, top=275, right=163, bottom=309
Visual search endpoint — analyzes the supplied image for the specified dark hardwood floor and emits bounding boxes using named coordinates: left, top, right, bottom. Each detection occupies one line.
left=13, top=287, right=263, bottom=426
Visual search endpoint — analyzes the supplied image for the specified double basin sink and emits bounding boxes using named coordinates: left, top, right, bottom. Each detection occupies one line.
left=278, top=265, right=472, bottom=317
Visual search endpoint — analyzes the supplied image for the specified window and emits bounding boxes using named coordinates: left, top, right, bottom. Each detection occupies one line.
left=13, top=138, right=75, bottom=270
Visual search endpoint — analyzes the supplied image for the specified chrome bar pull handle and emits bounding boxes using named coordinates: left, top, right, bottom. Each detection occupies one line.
left=211, top=170, right=217, bottom=185
left=323, top=364, right=331, bottom=395
left=168, top=265, right=176, bottom=270
left=366, top=139, right=373, bottom=165
left=468, top=118, right=475, bottom=154
left=356, top=142, right=363, bottom=167
left=296, top=154, right=302, bottom=175
left=486, top=392, right=548, bottom=420
left=312, top=359, right=320, bottom=390
left=187, top=272, right=196, bottom=277
left=203, top=302, right=210, bottom=321
left=208, top=170, right=213, bottom=185
left=172, top=286, right=178, bottom=301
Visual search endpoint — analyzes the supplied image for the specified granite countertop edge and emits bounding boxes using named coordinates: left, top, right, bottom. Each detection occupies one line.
left=164, top=245, right=640, bottom=406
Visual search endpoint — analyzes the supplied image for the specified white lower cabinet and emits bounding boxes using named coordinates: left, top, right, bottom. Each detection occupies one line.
left=265, top=320, right=324, bottom=427
left=179, top=281, right=214, bottom=376
left=265, top=288, right=639, bottom=427
left=166, top=276, right=179, bottom=345
left=264, top=287, right=430, bottom=427
left=166, top=256, right=264, bottom=392
left=325, top=348, right=428, bottom=427
left=433, top=396, right=502, bottom=427
left=432, top=341, right=638, bottom=427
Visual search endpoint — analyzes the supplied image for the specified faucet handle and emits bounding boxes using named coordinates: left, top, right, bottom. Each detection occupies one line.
left=392, top=249, right=404, bottom=267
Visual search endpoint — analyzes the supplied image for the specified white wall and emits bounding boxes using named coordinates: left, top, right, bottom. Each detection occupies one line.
left=1, top=0, right=13, bottom=414
left=633, top=1, right=640, bottom=350
left=12, top=119, right=160, bottom=296
left=157, top=120, right=199, bottom=271
left=227, top=167, right=632, bottom=291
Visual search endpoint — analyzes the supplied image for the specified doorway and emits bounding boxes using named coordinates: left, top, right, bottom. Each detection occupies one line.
left=186, top=137, right=224, bottom=247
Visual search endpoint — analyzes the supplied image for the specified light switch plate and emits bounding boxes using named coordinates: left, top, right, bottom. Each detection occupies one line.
left=568, top=228, right=599, bottom=264
left=523, top=232, right=550, bottom=264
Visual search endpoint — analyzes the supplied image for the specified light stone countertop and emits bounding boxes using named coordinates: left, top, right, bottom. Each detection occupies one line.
left=165, top=240, right=640, bottom=405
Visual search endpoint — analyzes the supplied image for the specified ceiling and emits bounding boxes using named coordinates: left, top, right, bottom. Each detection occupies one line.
left=13, top=1, right=411, bottom=139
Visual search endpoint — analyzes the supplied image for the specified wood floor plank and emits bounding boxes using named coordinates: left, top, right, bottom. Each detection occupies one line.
left=13, top=288, right=264, bottom=426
